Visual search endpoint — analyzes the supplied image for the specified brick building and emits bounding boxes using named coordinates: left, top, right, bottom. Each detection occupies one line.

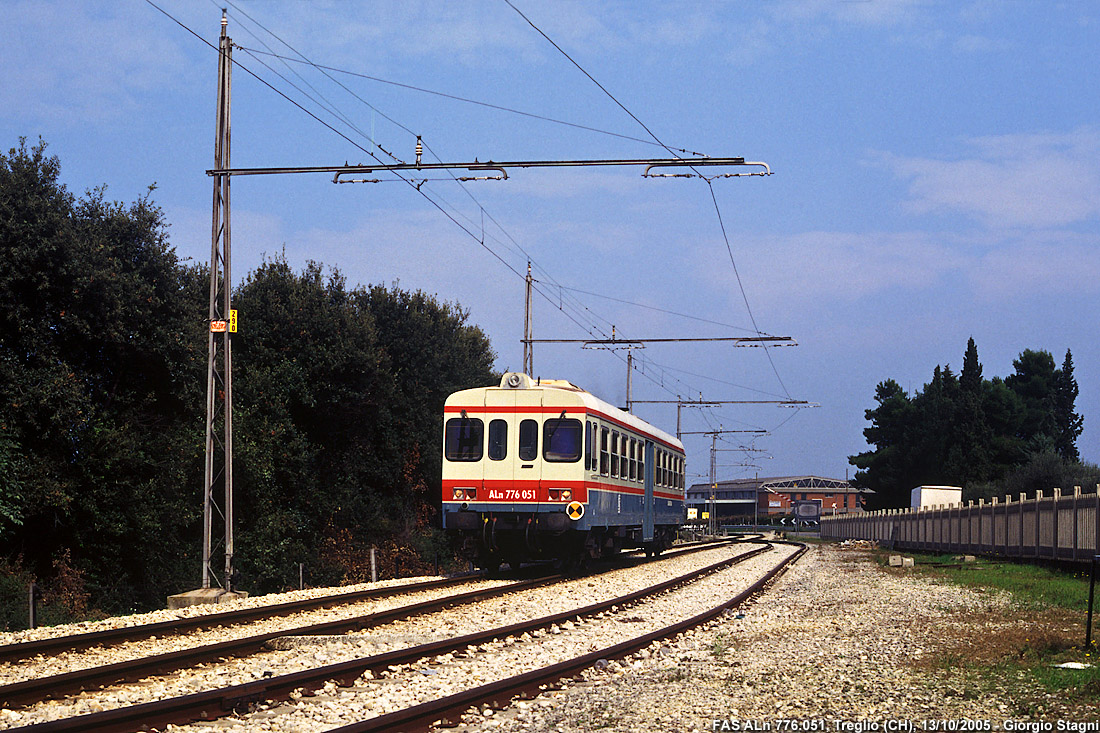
left=685, top=475, right=868, bottom=521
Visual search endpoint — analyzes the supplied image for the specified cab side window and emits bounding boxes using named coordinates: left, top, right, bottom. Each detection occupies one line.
left=519, top=419, right=538, bottom=461
left=488, top=419, right=507, bottom=461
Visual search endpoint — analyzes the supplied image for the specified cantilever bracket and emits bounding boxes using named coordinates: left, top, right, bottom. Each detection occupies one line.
left=333, top=166, right=508, bottom=184
left=643, top=160, right=771, bottom=178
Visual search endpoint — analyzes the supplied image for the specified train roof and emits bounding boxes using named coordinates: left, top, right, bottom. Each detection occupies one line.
left=445, top=372, right=683, bottom=451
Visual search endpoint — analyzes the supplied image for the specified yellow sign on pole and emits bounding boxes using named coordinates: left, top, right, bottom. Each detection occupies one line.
left=702, top=511, right=710, bottom=520
left=229, top=309, right=238, bottom=333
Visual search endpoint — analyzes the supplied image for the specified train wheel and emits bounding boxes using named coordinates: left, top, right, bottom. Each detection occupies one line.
left=481, top=554, right=502, bottom=577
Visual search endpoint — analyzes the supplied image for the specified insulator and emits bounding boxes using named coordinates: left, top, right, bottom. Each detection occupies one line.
left=415, top=136, right=423, bottom=166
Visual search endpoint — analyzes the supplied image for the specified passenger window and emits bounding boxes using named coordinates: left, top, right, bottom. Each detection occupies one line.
left=638, top=443, right=645, bottom=483
left=600, top=427, right=609, bottom=476
left=487, top=419, right=507, bottom=461
left=445, top=417, right=483, bottom=462
left=610, top=432, right=619, bottom=477
left=584, top=421, right=592, bottom=470
left=620, top=437, right=629, bottom=480
left=544, top=419, right=582, bottom=462
left=519, top=419, right=538, bottom=461
left=590, top=423, right=598, bottom=470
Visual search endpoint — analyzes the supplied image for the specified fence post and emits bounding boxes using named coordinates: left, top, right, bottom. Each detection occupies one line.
left=1095, top=485, right=1100, bottom=560
left=1035, top=489, right=1043, bottom=557
left=1073, top=486, right=1081, bottom=562
left=370, top=546, right=378, bottom=583
left=1053, top=487, right=1062, bottom=560
left=28, top=582, right=37, bottom=630
left=1019, top=493, right=1026, bottom=559
left=1087, top=554, right=1099, bottom=649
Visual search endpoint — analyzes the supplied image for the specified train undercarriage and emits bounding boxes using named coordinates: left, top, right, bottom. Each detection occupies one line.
left=447, top=509, right=677, bottom=572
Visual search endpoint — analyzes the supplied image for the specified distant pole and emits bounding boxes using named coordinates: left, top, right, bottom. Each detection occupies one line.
left=523, top=262, right=533, bottom=376
left=202, top=10, right=236, bottom=592
left=709, top=434, right=717, bottom=535
left=754, top=471, right=759, bottom=530
left=626, top=349, right=634, bottom=412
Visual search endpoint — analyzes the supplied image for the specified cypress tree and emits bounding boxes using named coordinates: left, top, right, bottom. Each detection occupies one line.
left=1053, top=349, right=1083, bottom=462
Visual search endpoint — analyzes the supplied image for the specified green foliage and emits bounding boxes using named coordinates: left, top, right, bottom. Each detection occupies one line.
left=229, top=257, right=496, bottom=592
left=0, top=139, right=497, bottom=623
left=850, top=338, right=1085, bottom=509
left=0, top=138, right=204, bottom=616
left=967, top=451, right=1100, bottom=503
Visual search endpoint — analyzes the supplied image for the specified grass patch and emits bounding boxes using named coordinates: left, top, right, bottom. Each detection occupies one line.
left=873, top=550, right=1100, bottom=716
left=878, top=550, right=1094, bottom=610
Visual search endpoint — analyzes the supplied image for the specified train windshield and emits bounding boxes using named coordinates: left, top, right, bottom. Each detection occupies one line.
left=543, top=418, right=582, bottom=462
left=445, top=417, right=484, bottom=461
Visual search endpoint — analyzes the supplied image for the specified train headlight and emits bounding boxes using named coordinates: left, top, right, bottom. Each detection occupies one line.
left=452, top=488, right=465, bottom=500
left=561, top=489, right=571, bottom=501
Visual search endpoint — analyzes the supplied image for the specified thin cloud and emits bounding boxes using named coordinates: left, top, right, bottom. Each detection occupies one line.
left=691, top=227, right=1100, bottom=314
left=0, top=1, right=191, bottom=124
left=769, top=0, right=928, bottom=27
left=875, top=127, right=1100, bottom=228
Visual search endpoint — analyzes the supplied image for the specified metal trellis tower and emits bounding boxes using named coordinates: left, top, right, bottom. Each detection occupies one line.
left=202, top=11, right=236, bottom=593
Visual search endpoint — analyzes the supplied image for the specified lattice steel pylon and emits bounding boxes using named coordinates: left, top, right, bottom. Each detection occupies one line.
left=201, top=11, right=236, bottom=592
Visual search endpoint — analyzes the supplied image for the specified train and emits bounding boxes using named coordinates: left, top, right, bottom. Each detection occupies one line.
left=441, top=372, right=686, bottom=570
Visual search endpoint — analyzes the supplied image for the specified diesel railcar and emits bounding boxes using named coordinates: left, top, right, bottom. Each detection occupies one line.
left=442, top=372, right=686, bottom=570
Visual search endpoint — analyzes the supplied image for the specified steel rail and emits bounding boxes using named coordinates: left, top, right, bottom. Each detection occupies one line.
left=1, top=539, right=737, bottom=709
left=0, top=538, right=731, bottom=665
left=0, top=574, right=482, bottom=664
left=12, top=543, right=770, bottom=732
left=0, top=574, right=564, bottom=709
left=334, top=541, right=806, bottom=733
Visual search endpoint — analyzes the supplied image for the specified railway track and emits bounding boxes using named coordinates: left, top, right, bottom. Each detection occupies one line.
left=0, top=539, right=736, bottom=707
left=0, top=574, right=487, bottom=665
left=3, top=539, right=801, bottom=732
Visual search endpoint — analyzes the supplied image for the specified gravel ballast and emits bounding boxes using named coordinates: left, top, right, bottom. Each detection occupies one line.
left=456, top=543, right=1079, bottom=733
left=6, top=542, right=1087, bottom=732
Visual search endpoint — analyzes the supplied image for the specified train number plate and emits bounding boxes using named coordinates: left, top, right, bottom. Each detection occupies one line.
left=486, top=489, right=537, bottom=501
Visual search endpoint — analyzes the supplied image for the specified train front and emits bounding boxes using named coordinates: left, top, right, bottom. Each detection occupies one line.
left=441, top=372, right=588, bottom=570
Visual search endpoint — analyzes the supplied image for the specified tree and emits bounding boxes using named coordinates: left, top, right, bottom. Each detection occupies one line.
left=229, top=258, right=497, bottom=590
left=851, top=340, right=1087, bottom=510
left=0, top=139, right=501, bottom=619
left=947, top=337, right=992, bottom=486
left=849, top=379, right=917, bottom=509
left=0, top=139, right=204, bottom=613
left=1052, top=349, right=1083, bottom=462
left=1005, top=349, right=1058, bottom=448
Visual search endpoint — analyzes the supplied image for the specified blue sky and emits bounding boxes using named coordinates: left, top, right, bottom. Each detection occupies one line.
left=3, top=0, right=1098, bottom=487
